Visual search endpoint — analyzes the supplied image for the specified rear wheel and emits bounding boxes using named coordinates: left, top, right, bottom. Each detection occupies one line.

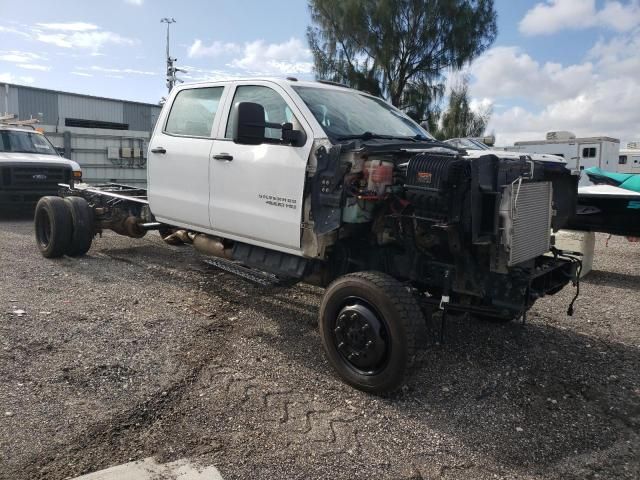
left=319, top=271, right=424, bottom=394
left=64, top=196, right=93, bottom=256
left=34, top=196, right=73, bottom=258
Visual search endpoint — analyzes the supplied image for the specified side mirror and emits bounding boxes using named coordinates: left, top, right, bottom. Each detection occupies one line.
left=231, top=101, right=307, bottom=147
left=232, top=102, right=266, bottom=145
left=281, top=122, right=307, bottom=147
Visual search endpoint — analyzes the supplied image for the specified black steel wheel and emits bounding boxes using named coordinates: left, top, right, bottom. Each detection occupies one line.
left=319, top=271, right=424, bottom=394
left=64, top=196, right=94, bottom=257
left=34, top=196, right=73, bottom=258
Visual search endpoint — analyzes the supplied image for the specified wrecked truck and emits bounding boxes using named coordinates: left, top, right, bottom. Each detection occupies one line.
left=33, top=78, right=581, bottom=393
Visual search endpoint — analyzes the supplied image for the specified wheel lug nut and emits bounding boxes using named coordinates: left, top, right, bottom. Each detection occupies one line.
left=366, top=341, right=373, bottom=349
left=334, top=326, right=342, bottom=333
left=350, top=313, right=358, bottom=320
left=337, top=342, right=345, bottom=350
left=361, top=324, right=370, bottom=331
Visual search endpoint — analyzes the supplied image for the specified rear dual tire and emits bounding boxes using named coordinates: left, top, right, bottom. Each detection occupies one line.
left=64, top=197, right=93, bottom=256
left=34, top=196, right=93, bottom=258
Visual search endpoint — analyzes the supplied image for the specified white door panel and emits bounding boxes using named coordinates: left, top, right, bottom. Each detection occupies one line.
left=148, top=134, right=214, bottom=228
left=210, top=82, right=312, bottom=250
left=210, top=141, right=309, bottom=248
left=148, top=85, right=227, bottom=229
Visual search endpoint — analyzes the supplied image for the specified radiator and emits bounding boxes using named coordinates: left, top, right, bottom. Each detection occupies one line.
left=502, top=181, right=553, bottom=266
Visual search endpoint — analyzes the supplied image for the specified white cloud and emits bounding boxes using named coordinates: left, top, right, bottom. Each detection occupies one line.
left=124, top=0, right=144, bottom=5
left=520, top=0, right=640, bottom=36
left=35, top=22, right=99, bottom=32
left=1, top=22, right=136, bottom=53
left=471, top=47, right=594, bottom=104
left=17, top=64, right=51, bottom=71
left=0, top=25, right=31, bottom=39
left=0, top=50, right=44, bottom=64
left=84, top=65, right=157, bottom=76
left=186, top=37, right=313, bottom=75
left=0, top=72, right=35, bottom=84
left=180, top=66, right=243, bottom=82
left=0, top=51, right=50, bottom=72
left=228, top=38, right=313, bottom=75
left=187, top=39, right=239, bottom=58
left=35, top=30, right=135, bottom=51
left=71, top=71, right=93, bottom=77
left=469, top=31, right=640, bottom=145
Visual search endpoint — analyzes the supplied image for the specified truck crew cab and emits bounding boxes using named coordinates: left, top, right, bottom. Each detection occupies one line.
left=34, top=78, right=581, bottom=394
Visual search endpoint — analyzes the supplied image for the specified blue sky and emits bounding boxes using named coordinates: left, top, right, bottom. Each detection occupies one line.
left=1, top=0, right=639, bottom=144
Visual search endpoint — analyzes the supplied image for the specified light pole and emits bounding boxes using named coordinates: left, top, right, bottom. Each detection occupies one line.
left=161, top=17, right=185, bottom=93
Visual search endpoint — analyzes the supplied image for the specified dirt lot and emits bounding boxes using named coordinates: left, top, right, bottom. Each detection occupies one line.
left=0, top=211, right=639, bottom=480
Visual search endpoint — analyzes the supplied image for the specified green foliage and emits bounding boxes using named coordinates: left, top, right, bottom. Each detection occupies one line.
left=433, top=76, right=492, bottom=140
left=307, top=0, right=497, bottom=122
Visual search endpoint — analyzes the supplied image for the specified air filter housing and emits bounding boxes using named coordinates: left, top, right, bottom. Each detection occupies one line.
left=404, top=152, right=470, bottom=221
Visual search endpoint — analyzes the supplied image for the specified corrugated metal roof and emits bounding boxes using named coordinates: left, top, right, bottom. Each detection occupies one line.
left=0, top=82, right=161, bottom=108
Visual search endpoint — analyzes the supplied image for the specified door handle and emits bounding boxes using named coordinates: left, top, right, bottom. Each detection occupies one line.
left=151, top=147, right=166, bottom=154
left=213, top=153, right=233, bottom=161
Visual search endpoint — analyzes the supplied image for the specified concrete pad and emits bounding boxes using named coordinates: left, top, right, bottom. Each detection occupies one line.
left=72, top=457, right=223, bottom=480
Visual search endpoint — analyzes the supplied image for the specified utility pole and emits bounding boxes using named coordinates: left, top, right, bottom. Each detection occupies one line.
left=161, top=17, right=185, bottom=93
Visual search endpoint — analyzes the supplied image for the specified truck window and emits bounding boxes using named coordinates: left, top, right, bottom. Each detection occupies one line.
left=582, top=147, right=596, bottom=158
left=619, top=155, right=627, bottom=164
left=225, top=85, right=300, bottom=141
left=0, top=129, right=58, bottom=155
left=164, top=87, right=223, bottom=137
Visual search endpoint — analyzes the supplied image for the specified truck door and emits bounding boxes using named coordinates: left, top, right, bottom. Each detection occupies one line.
left=148, top=85, right=226, bottom=229
left=209, top=82, right=312, bottom=251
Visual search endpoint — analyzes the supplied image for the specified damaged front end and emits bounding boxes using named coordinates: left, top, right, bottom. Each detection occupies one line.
left=302, top=139, right=581, bottom=320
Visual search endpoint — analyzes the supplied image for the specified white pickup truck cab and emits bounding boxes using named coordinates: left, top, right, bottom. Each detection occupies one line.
left=34, top=78, right=581, bottom=393
left=0, top=125, right=81, bottom=206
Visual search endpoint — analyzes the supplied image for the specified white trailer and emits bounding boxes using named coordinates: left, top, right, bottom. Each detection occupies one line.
left=617, top=145, right=640, bottom=174
left=505, top=132, right=620, bottom=185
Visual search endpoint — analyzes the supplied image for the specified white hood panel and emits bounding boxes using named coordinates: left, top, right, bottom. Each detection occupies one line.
left=0, top=152, right=81, bottom=171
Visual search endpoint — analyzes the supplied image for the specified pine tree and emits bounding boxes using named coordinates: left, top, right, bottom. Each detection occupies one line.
left=307, top=0, right=497, bottom=122
left=434, top=76, right=492, bottom=140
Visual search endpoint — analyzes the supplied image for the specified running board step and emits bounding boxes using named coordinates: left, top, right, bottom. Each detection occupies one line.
left=202, top=257, right=295, bottom=287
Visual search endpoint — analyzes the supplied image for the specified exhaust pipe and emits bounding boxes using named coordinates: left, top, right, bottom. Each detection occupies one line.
left=108, top=216, right=146, bottom=238
left=192, top=234, right=233, bottom=260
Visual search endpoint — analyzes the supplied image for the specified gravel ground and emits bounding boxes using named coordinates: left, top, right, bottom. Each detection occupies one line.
left=1, top=211, right=639, bottom=480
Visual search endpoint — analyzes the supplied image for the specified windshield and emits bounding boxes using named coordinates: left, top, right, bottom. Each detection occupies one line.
left=446, top=138, right=490, bottom=151
left=292, top=86, right=434, bottom=141
left=0, top=130, right=59, bottom=155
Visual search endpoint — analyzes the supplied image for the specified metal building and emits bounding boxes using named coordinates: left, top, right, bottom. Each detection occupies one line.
left=1, top=82, right=161, bottom=186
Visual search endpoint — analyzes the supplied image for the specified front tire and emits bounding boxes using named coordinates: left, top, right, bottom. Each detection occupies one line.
left=34, top=196, right=73, bottom=258
left=319, top=271, right=424, bottom=394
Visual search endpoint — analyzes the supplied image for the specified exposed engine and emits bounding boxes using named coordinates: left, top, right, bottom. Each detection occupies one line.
left=307, top=142, right=580, bottom=319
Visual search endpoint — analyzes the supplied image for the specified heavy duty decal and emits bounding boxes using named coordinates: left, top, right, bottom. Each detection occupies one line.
left=258, top=193, right=298, bottom=209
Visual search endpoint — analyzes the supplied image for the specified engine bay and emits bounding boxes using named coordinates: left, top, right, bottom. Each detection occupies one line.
left=304, top=140, right=580, bottom=318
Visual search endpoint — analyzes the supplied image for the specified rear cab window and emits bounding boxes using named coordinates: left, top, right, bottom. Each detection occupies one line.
left=164, top=87, right=224, bottom=137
